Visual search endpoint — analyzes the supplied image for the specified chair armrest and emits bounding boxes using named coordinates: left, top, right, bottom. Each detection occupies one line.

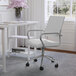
left=27, top=29, right=44, bottom=39
left=40, top=32, right=62, bottom=47
left=40, top=33, right=62, bottom=37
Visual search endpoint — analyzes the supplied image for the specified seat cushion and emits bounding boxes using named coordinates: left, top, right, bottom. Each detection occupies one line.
left=27, top=39, right=59, bottom=48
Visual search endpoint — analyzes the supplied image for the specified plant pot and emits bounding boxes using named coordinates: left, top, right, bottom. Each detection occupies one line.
left=15, top=7, right=22, bottom=19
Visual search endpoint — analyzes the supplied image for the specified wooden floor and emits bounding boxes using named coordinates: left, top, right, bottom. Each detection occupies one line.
left=45, top=48, right=76, bottom=54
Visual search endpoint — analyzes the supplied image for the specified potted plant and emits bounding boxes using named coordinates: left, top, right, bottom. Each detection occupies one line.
left=8, top=0, right=28, bottom=18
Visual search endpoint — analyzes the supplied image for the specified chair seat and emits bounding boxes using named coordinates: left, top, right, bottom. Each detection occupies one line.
left=27, top=39, right=59, bottom=48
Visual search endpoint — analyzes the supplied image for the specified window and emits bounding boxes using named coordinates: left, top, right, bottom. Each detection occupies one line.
left=45, top=0, right=76, bottom=21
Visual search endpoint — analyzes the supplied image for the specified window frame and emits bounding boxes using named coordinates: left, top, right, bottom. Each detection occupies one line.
left=45, top=0, right=76, bottom=22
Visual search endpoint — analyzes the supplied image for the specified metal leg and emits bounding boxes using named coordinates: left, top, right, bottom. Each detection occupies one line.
left=2, top=29, right=6, bottom=72
left=7, top=38, right=11, bottom=57
left=40, top=47, right=44, bottom=67
left=39, top=47, right=45, bottom=70
left=33, top=47, right=38, bottom=62
left=15, top=26, right=17, bottom=48
left=27, top=45, right=30, bottom=61
left=34, top=47, right=37, bottom=57
left=25, top=45, right=30, bottom=67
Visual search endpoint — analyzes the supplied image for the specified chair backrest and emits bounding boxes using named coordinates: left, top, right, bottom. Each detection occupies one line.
left=45, top=16, right=65, bottom=33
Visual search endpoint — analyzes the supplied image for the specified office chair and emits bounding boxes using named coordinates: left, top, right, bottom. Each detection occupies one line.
left=26, top=16, right=65, bottom=70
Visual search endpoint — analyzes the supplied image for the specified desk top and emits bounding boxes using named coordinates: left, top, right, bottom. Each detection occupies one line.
left=0, top=21, right=38, bottom=29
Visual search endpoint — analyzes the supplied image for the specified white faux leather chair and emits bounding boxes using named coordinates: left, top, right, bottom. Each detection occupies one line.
left=26, top=16, right=65, bottom=70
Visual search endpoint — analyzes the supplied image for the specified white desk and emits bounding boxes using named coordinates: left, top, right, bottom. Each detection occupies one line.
left=7, top=21, right=38, bottom=48
left=0, top=21, right=38, bottom=72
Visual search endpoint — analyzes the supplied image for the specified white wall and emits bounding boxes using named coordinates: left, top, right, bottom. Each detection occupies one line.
left=0, top=6, right=15, bottom=21
left=55, top=21, right=75, bottom=51
left=25, top=0, right=45, bottom=29
left=23, top=0, right=45, bottom=40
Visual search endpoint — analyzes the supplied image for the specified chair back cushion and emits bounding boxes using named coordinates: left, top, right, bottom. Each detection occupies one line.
left=45, top=16, right=65, bottom=33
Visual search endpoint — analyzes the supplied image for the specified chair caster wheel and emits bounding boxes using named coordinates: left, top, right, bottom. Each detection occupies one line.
left=55, top=64, right=58, bottom=68
left=26, top=62, right=30, bottom=67
left=51, top=60, right=54, bottom=63
left=40, top=66, right=44, bottom=71
left=34, top=59, right=37, bottom=62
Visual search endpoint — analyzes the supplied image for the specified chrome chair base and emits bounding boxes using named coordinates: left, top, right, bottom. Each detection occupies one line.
left=25, top=54, right=59, bottom=70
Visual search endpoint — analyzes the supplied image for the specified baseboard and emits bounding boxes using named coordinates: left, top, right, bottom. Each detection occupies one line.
left=45, top=48, right=76, bottom=54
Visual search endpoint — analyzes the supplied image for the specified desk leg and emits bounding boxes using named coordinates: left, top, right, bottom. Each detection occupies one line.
left=15, top=26, right=17, bottom=48
left=2, top=29, right=6, bottom=72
